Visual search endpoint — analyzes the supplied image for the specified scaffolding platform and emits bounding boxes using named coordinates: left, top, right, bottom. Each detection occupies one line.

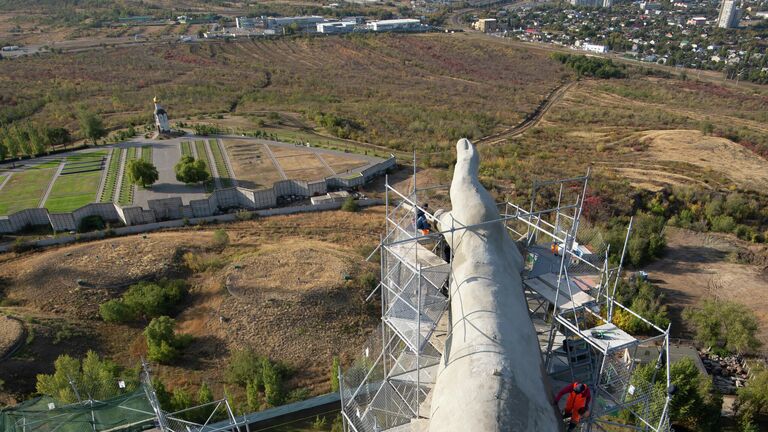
left=525, top=275, right=596, bottom=311
left=580, top=323, right=637, bottom=354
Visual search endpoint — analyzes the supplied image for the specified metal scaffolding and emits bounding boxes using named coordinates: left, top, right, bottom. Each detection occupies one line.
left=340, top=169, right=672, bottom=432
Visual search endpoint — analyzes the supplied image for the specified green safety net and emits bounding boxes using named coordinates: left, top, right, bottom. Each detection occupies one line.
left=0, top=387, right=156, bottom=432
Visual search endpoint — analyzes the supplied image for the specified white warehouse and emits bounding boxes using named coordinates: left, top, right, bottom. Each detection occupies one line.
left=317, top=21, right=356, bottom=33
left=366, top=18, right=422, bottom=32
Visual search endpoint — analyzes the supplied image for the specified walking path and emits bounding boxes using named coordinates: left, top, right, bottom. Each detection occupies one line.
left=113, top=149, right=127, bottom=204
left=38, top=162, right=65, bottom=208
left=262, top=143, right=288, bottom=180
left=204, top=140, right=222, bottom=189
left=217, top=138, right=238, bottom=187
left=0, top=173, right=13, bottom=192
left=314, top=152, right=336, bottom=175
left=96, top=148, right=114, bottom=202
left=133, top=140, right=206, bottom=208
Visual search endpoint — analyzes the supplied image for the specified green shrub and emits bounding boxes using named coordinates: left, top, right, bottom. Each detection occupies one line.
left=99, top=279, right=188, bottom=323
left=262, top=359, right=283, bottom=407
left=183, top=252, right=225, bottom=273
left=710, top=215, right=736, bottom=233
left=341, top=196, right=359, bottom=212
left=212, top=229, right=229, bottom=249
left=330, top=356, right=340, bottom=393
left=99, top=300, right=135, bottom=323
left=144, top=316, right=189, bottom=364
left=683, top=299, right=761, bottom=354
left=226, top=349, right=264, bottom=387
left=79, top=215, right=105, bottom=233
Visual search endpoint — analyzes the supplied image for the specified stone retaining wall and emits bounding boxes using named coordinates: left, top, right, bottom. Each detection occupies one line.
left=0, top=156, right=395, bottom=234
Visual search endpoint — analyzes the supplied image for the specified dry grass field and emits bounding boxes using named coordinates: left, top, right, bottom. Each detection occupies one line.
left=0, top=208, right=383, bottom=404
left=0, top=34, right=567, bottom=150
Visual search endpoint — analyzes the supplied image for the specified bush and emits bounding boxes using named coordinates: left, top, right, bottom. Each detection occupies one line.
left=710, top=215, right=736, bottom=233
left=226, top=349, right=264, bottom=387
left=683, top=299, right=761, bottom=354
left=212, top=229, right=229, bottom=249
left=330, top=356, right=340, bottom=392
left=99, top=279, right=188, bottom=323
left=341, top=196, right=359, bottom=212
left=79, top=215, right=105, bottom=233
left=551, top=53, right=625, bottom=78
left=183, top=252, right=225, bottom=273
left=144, top=316, right=189, bottom=364
left=613, top=278, right=669, bottom=334
left=626, top=358, right=721, bottom=431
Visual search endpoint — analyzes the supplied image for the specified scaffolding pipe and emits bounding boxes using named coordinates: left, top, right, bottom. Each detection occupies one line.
left=608, top=217, right=633, bottom=322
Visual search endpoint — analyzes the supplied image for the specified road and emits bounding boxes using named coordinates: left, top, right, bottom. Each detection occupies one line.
left=474, top=81, right=574, bottom=145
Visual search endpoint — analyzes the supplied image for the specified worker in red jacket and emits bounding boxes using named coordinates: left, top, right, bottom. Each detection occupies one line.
left=554, top=382, right=591, bottom=431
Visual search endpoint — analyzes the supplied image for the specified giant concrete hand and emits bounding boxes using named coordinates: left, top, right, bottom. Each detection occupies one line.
left=429, top=139, right=561, bottom=431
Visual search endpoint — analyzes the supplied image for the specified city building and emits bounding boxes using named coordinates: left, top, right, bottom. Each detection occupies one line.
left=366, top=18, right=423, bottom=32
left=687, top=16, right=707, bottom=26
left=236, top=17, right=257, bottom=29
left=317, top=21, right=356, bottom=34
left=718, top=0, right=741, bottom=28
left=474, top=18, right=498, bottom=33
left=583, top=43, right=608, bottom=53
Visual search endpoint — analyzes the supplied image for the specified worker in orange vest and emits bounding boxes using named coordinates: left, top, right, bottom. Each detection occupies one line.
left=554, top=382, right=591, bottom=431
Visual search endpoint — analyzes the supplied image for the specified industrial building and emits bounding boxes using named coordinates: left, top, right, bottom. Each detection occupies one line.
left=718, top=0, right=741, bottom=28
left=317, top=21, right=357, bottom=34
left=365, top=18, right=423, bottom=32
left=236, top=16, right=258, bottom=29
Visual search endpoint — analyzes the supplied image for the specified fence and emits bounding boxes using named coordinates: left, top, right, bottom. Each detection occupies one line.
left=0, top=156, right=395, bottom=235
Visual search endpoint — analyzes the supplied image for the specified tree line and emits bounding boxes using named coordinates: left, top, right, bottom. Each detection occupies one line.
left=0, top=109, right=108, bottom=161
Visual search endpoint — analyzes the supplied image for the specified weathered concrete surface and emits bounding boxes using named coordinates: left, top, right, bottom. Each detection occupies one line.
left=430, top=139, right=561, bottom=432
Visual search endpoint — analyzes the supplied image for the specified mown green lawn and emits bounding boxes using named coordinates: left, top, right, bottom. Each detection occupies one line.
left=44, top=171, right=103, bottom=213
left=0, top=168, right=58, bottom=215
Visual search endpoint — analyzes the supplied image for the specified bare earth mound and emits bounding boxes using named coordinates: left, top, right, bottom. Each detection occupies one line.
left=226, top=240, right=359, bottom=300
left=0, top=316, right=23, bottom=359
left=0, top=233, right=212, bottom=319
left=639, top=130, right=768, bottom=191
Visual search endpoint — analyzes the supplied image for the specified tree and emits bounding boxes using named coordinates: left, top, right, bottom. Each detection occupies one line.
left=127, top=159, right=159, bottom=188
left=629, top=358, right=721, bottom=431
left=246, top=379, right=260, bottom=411
left=198, top=382, right=214, bottom=405
left=36, top=351, right=121, bottom=403
left=262, top=359, right=283, bottom=407
left=330, top=356, right=340, bottom=392
left=144, top=316, right=188, bottom=363
left=45, top=127, right=71, bottom=148
left=737, top=365, right=768, bottom=430
left=174, top=156, right=210, bottom=184
left=78, top=110, right=106, bottom=144
left=683, top=299, right=761, bottom=354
